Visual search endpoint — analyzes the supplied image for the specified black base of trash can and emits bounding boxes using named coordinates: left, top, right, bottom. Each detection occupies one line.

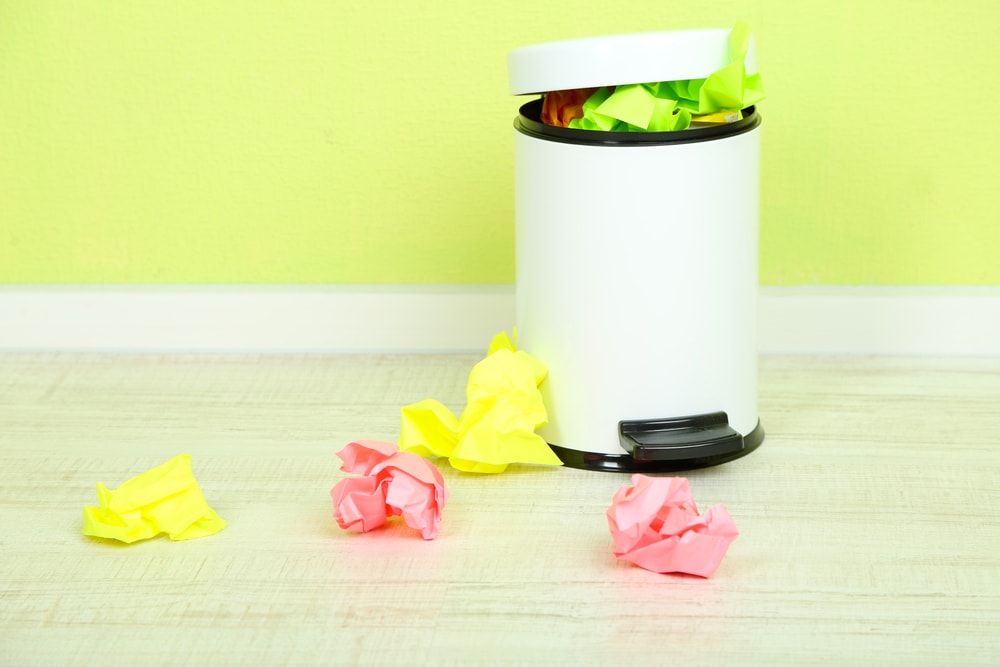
left=548, top=420, right=764, bottom=473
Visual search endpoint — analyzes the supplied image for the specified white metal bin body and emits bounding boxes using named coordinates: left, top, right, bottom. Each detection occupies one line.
left=514, top=110, right=762, bottom=465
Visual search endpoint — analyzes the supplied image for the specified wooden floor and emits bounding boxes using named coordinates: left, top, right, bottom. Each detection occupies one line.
left=1, top=354, right=998, bottom=665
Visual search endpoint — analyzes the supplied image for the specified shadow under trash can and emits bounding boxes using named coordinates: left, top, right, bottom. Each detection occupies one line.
left=507, top=25, right=766, bottom=472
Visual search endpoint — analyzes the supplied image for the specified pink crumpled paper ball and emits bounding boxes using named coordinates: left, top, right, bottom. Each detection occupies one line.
left=606, top=474, right=738, bottom=577
left=331, top=440, right=448, bottom=540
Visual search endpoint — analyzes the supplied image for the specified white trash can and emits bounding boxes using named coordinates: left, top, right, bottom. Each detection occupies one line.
left=508, top=28, right=765, bottom=472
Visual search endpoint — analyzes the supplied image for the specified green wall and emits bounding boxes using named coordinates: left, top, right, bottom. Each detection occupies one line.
left=2, top=1, right=998, bottom=285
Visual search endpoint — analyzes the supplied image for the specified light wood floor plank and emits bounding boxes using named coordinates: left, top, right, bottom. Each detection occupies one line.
left=1, top=354, right=998, bottom=665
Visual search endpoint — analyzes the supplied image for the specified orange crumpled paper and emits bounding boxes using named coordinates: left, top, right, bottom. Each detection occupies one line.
left=541, top=87, right=601, bottom=127
left=331, top=440, right=448, bottom=540
left=607, top=475, right=738, bottom=577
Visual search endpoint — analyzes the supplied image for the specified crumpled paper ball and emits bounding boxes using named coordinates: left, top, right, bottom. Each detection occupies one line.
left=331, top=440, right=448, bottom=540
left=82, top=454, right=226, bottom=544
left=606, top=474, right=738, bottom=577
left=399, top=332, right=562, bottom=473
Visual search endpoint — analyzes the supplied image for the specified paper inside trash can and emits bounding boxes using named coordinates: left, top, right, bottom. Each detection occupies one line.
left=538, top=22, right=764, bottom=132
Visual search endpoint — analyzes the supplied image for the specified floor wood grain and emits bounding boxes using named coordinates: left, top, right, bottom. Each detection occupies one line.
left=1, top=354, right=998, bottom=665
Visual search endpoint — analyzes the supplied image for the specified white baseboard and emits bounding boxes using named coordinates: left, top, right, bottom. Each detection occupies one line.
left=758, top=286, right=1000, bottom=355
left=0, top=286, right=514, bottom=353
left=1, top=285, right=998, bottom=355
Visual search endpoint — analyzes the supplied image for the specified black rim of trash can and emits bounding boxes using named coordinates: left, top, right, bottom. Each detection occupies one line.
left=514, top=98, right=760, bottom=146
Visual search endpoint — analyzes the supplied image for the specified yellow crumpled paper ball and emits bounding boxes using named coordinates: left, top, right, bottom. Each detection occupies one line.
left=82, top=454, right=226, bottom=543
left=400, top=332, right=562, bottom=473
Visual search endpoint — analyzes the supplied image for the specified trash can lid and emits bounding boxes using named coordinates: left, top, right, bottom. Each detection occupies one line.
left=508, top=28, right=758, bottom=96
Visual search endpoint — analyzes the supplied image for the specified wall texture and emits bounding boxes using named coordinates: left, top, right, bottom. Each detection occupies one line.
left=1, top=1, right=997, bottom=285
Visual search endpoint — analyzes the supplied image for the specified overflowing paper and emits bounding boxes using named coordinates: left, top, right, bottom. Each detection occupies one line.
left=331, top=440, right=448, bottom=540
left=569, top=84, right=693, bottom=132
left=82, top=454, right=226, bottom=544
left=399, top=332, right=562, bottom=473
left=607, top=475, right=738, bottom=577
left=543, top=22, right=765, bottom=132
